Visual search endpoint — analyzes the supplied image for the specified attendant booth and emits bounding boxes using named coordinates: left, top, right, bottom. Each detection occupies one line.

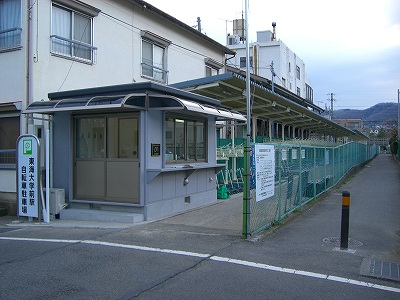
left=25, top=82, right=245, bottom=222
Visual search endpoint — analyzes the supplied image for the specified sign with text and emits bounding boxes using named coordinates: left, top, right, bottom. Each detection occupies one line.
left=252, top=145, right=275, bottom=202
left=17, top=135, right=40, bottom=218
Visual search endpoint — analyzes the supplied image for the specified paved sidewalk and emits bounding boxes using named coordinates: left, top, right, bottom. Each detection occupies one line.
left=251, top=153, right=400, bottom=282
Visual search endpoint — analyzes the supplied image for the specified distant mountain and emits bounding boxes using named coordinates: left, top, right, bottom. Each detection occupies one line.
left=333, top=102, right=398, bottom=126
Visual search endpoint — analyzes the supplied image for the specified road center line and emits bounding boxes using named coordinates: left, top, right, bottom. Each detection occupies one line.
left=1, top=236, right=399, bottom=294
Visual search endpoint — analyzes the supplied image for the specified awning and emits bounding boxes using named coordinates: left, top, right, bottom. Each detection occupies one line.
left=24, top=94, right=146, bottom=113
left=148, top=95, right=246, bottom=121
left=0, top=101, right=22, bottom=112
left=24, top=93, right=246, bottom=122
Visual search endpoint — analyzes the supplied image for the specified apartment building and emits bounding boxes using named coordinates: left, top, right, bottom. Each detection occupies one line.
left=226, top=23, right=313, bottom=103
left=0, top=0, right=239, bottom=219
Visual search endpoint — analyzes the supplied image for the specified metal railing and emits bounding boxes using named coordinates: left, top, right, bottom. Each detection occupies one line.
left=0, top=149, right=16, bottom=169
left=50, top=35, right=97, bottom=64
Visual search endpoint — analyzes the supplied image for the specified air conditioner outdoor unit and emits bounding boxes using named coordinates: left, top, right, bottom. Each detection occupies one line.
left=49, top=188, right=66, bottom=215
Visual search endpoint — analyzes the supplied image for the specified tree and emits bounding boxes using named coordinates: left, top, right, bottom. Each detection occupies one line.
left=377, top=127, right=387, bottom=138
left=388, top=126, right=398, bottom=154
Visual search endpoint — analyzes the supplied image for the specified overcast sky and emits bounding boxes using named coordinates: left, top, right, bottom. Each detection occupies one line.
left=145, top=0, right=400, bottom=110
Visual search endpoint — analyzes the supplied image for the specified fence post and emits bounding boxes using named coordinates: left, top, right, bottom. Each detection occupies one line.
left=242, top=139, right=251, bottom=239
left=340, top=190, right=351, bottom=249
left=313, top=147, right=317, bottom=199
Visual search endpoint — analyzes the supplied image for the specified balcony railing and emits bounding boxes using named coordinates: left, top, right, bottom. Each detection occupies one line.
left=50, top=35, right=97, bottom=64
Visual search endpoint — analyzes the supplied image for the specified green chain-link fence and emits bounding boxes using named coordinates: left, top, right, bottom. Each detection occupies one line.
left=246, top=142, right=379, bottom=235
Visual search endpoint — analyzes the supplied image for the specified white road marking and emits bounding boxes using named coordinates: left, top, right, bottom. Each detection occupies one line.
left=1, top=236, right=399, bottom=294
left=210, top=256, right=400, bottom=293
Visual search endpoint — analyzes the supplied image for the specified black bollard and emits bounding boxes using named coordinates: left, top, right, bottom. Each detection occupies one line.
left=340, top=190, right=350, bottom=250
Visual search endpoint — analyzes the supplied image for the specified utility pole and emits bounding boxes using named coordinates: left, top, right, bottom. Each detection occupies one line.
left=328, top=93, right=335, bottom=120
left=270, top=61, right=275, bottom=93
left=397, top=89, right=399, bottom=155
left=197, top=17, right=201, bottom=32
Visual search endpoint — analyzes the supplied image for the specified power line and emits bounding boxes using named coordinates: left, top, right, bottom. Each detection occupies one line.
left=99, top=11, right=218, bottom=59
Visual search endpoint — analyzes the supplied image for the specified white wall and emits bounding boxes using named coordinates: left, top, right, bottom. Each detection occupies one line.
left=227, top=39, right=310, bottom=98
left=0, top=170, right=16, bottom=192
left=23, top=0, right=227, bottom=104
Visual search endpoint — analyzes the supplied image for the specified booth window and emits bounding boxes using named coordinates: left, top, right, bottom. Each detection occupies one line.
left=51, top=2, right=97, bottom=63
left=75, top=116, right=138, bottom=159
left=0, top=0, right=22, bottom=52
left=166, top=116, right=206, bottom=163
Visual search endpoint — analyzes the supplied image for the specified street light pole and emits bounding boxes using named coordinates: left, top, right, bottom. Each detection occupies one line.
left=242, top=0, right=251, bottom=239
left=397, top=89, right=400, bottom=156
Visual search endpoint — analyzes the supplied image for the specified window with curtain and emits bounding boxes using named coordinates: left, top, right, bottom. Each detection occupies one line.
left=0, top=0, right=22, bottom=51
left=239, top=56, right=253, bottom=68
left=142, top=39, right=166, bottom=82
left=51, top=3, right=95, bottom=63
left=165, top=115, right=206, bottom=163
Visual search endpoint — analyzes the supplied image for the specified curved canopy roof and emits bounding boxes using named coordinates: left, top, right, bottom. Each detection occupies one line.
left=173, top=72, right=364, bottom=140
left=24, top=82, right=245, bottom=121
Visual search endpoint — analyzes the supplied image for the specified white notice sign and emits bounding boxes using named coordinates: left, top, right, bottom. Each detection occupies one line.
left=254, top=145, right=275, bottom=202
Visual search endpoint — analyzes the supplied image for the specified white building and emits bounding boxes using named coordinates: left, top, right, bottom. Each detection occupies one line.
left=0, top=0, right=238, bottom=218
left=227, top=23, right=313, bottom=103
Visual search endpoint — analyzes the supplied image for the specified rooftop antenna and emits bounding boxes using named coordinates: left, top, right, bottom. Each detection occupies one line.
left=271, top=22, right=276, bottom=40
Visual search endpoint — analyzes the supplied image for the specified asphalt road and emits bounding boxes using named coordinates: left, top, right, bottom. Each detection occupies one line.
left=0, top=154, right=399, bottom=299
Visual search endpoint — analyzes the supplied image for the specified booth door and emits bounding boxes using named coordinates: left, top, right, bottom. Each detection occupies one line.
left=74, top=116, right=140, bottom=204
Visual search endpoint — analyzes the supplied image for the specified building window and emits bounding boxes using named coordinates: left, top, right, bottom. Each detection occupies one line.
left=205, top=58, right=223, bottom=77
left=296, top=87, right=301, bottom=96
left=205, top=66, right=217, bottom=76
left=306, top=84, right=313, bottom=102
left=51, top=3, right=97, bottom=63
left=0, top=0, right=22, bottom=52
left=240, top=56, right=253, bottom=68
left=296, top=65, right=300, bottom=80
left=0, top=116, right=19, bottom=167
left=142, top=39, right=168, bottom=82
left=288, top=62, right=291, bottom=72
left=141, top=31, right=170, bottom=83
left=282, top=78, right=286, bottom=88
left=166, top=116, right=206, bottom=163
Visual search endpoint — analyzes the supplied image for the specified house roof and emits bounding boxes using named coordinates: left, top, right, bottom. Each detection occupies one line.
left=129, top=0, right=235, bottom=56
left=172, top=72, right=365, bottom=140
